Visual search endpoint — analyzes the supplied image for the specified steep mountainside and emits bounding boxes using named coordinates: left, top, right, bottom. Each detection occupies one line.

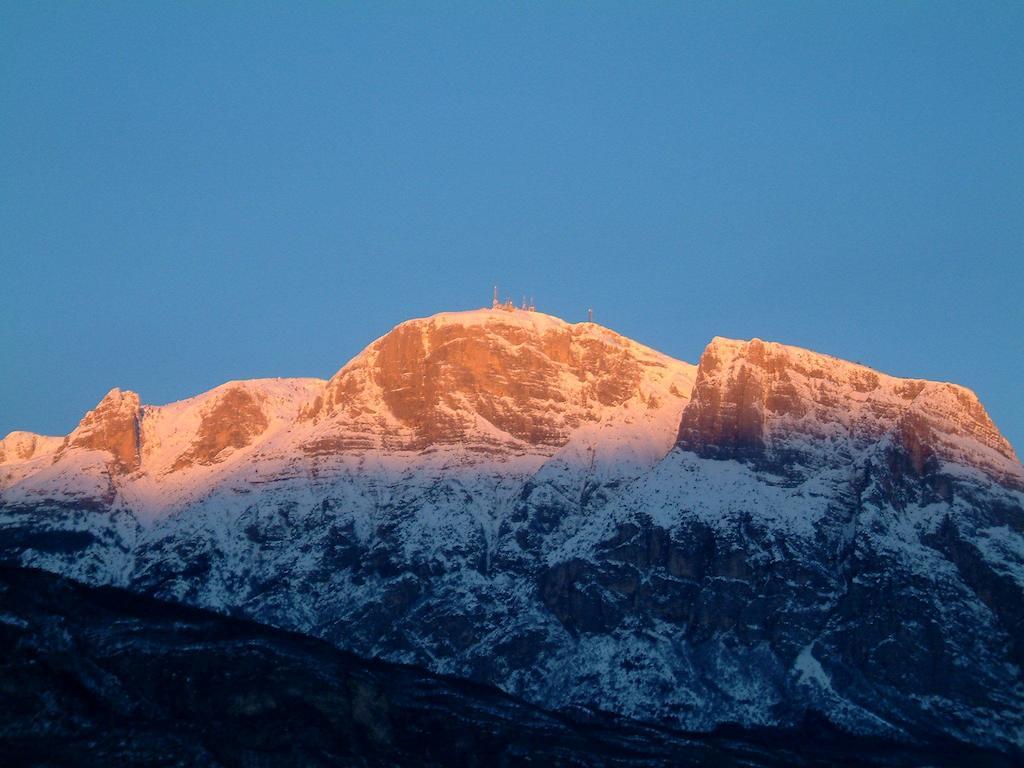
left=1, top=307, right=1022, bottom=759
left=9, top=566, right=1011, bottom=768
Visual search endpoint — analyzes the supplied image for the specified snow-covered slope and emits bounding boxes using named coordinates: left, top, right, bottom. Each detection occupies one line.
left=0, top=431, right=63, bottom=485
left=1, top=309, right=1021, bottom=757
left=0, top=430, right=63, bottom=464
left=1, top=379, right=327, bottom=515
left=0, top=308, right=696, bottom=587
left=2, top=309, right=693, bottom=513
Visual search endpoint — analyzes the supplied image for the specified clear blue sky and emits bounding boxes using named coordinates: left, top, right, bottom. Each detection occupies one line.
left=2, top=3, right=1022, bottom=452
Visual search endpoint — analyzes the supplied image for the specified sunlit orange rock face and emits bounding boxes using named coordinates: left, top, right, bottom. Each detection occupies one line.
left=676, top=342, right=769, bottom=459
left=170, top=386, right=270, bottom=470
left=309, top=312, right=668, bottom=452
left=64, top=388, right=143, bottom=473
left=678, top=337, right=1020, bottom=486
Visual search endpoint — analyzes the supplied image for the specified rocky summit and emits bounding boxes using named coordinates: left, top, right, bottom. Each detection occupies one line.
left=1, top=307, right=1022, bottom=761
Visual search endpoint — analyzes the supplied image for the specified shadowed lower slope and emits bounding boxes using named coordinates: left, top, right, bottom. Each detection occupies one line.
left=1, top=566, right=1015, bottom=768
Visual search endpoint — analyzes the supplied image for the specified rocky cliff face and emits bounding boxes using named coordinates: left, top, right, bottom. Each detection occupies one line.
left=677, top=337, right=1021, bottom=487
left=167, top=385, right=271, bottom=471
left=0, top=309, right=1021, bottom=759
left=298, top=309, right=692, bottom=463
left=62, top=388, right=144, bottom=473
left=312, top=311, right=653, bottom=447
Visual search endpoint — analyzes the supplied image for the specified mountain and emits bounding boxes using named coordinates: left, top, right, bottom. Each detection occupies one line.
left=9, top=566, right=1013, bottom=768
left=2, top=307, right=1022, bottom=759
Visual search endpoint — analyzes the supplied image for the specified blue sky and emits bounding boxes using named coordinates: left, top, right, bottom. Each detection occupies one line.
left=2, top=3, right=1022, bottom=451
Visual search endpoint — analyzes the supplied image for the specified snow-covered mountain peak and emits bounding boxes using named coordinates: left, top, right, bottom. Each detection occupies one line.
left=678, top=336, right=1022, bottom=487
left=394, top=306, right=576, bottom=334
left=328, top=307, right=658, bottom=378
left=0, top=431, right=62, bottom=464
left=306, top=306, right=697, bottom=457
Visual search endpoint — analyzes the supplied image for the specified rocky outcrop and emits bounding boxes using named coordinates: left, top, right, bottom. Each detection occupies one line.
left=63, top=388, right=143, bottom=473
left=169, top=385, right=269, bottom=470
left=306, top=310, right=693, bottom=454
left=677, top=337, right=1022, bottom=488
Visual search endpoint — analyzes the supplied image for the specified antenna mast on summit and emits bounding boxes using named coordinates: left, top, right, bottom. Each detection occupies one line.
left=492, top=285, right=499, bottom=309
left=588, top=308, right=593, bottom=323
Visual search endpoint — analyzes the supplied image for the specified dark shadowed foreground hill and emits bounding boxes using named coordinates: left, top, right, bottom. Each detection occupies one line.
left=0, top=567, right=1014, bottom=768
